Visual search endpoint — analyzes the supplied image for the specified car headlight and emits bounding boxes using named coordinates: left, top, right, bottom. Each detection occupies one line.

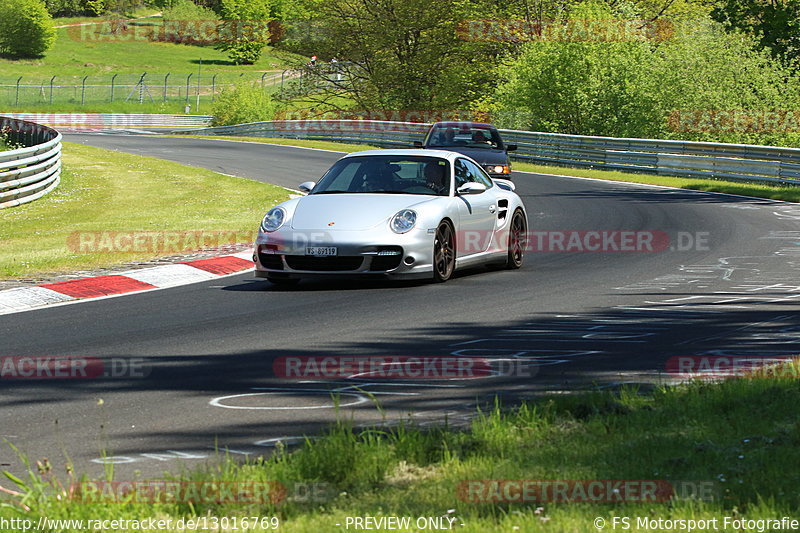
left=261, top=207, right=286, bottom=232
left=390, top=209, right=417, bottom=234
left=486, top=165, right=509, bottom=174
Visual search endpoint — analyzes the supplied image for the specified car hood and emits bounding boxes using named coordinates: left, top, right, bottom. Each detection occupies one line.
left=291, top=194, right=437, bottom=231
left=432, top=147, right=508, bottom=165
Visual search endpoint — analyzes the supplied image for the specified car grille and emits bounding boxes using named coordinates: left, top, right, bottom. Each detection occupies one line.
left=258, top=252, right=284, bottom=270
left=285, top=256, right=364, bottom=271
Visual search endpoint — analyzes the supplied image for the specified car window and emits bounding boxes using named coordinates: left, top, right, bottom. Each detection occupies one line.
left=313, top=155, right=451, bottom=196
left=455, top=158, right=494, bottom=190
left=427, top=125, right=503, bottom=149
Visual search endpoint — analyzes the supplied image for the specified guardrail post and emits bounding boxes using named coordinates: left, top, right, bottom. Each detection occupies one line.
left=110, top=73, right=118, bottom=102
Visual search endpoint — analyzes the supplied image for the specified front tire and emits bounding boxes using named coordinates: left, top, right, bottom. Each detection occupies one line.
left=506, top=209, right=526, bottom=269
left=433, top=221, right=455, bottom=282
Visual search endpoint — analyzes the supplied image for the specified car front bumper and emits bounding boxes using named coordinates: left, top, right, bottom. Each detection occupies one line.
left=253, top=227, right=436, bottom=280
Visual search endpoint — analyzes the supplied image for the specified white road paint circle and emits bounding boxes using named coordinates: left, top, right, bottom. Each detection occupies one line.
left=209, top=391, right=369, bottom=410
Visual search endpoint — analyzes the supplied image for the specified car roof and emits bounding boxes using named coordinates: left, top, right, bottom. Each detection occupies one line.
left=429, top=121, right=497, bottom=129
left=343, top=148, right=462, bottom=160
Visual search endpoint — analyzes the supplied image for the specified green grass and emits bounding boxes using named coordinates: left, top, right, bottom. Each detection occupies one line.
left=513, top=161, right=800, bottom=203
left=2, top=363, right=799, bottom=532
left=0, top=22, right=297, bottom=78
left=0, top=142, right=288, bottom=279
left=0, top=14, right=303, bottom=111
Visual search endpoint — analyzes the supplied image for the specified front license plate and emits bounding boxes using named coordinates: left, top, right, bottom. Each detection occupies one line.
left=306, top=246, right=338, bottom=257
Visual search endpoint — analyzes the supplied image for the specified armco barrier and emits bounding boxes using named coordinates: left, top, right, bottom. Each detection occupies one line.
left=0, top=113, right=212, bottom=132
left=177, top=120, right=800, bottom=186
left=1, top=116, right=62, bottom=209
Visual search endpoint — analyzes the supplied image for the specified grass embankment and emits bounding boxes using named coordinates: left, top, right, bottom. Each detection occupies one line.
left=2, top=363, right=799, bottom=532
left=0, top=21, right=296, bottom=79
left=0, top=15, right=302, bottom=113
left=170, top=136, right=800, bottom=203
left=0, top=142, right=288, bottom=279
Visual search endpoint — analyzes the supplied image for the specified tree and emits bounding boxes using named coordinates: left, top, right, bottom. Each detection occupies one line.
left=709, top=0, right=800, bottom=65
left=216, top=0, right=274, bottom=64
left=279, top=0, right=511, bottom=111
left=0, top=0, right=57, bottom=59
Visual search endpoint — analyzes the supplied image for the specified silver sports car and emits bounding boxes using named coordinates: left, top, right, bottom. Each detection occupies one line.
left=253, top=149, right=527, bottom=284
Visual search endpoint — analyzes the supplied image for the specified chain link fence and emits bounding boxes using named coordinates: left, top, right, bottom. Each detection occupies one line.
left=0, top=71, right=284, bottom=109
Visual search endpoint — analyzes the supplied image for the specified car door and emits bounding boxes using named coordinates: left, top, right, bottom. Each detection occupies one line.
left=453, top=158, right=498, bottom=257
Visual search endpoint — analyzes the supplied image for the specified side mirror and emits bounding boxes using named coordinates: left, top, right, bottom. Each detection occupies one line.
left=298, top=181, right=316, bottom=193
left=413, top=140, right=424, bottom=148
left=493, top=178, right=515, bottom=191
left=505, top=143, right=517, bottom=152
left=456, top=182, right=487, bottom=195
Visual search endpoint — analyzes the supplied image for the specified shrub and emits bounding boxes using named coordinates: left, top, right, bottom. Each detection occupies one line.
left=162, top=0, right=217, bottom=22
left=215, top=0, right=272, bottom=65
left=211, top=82, right=279, bottom=126
left=0, top=0, right=57, bottom=59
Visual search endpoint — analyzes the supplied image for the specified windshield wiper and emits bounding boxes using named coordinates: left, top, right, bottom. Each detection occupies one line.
left=313, top=190, right=351, bottom=194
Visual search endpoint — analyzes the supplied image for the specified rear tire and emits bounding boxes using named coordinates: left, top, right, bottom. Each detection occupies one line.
left=506, top=209, right=526, bottom=269
left=433, top=221, right=455, bottom=282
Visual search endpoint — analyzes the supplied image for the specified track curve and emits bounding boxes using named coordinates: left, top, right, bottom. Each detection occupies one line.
left=1, top=134, right=797, bottom=477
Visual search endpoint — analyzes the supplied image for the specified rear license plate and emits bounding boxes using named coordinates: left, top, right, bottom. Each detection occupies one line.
left=306, top=246, right=338, bottom=257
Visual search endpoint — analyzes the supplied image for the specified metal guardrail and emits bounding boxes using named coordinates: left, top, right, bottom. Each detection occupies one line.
left=0, top=113, right=212, bottom=132
left=179, top=120, right=800, bottom=186
left=1, top=116, right=62, bottom=209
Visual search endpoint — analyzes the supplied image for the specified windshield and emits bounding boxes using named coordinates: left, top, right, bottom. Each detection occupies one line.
left=426, top=124, right=503, bottom=150
left=312, top=155, right=451, bottom=196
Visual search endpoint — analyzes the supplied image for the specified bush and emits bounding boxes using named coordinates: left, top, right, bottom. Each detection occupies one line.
left=44, top=0, right=83, bottom=16
left=162, top=0, right=217, bottom=21
left=0, top=0, right=57, bottom=59
left=492, top=6, right=800, bottom=146
left=211, top=82, right=280, bottom=126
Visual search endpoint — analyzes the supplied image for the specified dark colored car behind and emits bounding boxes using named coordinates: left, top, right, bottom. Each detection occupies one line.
left=414, top=122, right=517, bottom=179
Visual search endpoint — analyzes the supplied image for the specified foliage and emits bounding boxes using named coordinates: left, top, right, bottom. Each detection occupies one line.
left=215, top=0, right=274, bottom=64
left=492, top=3, right=800, bottom=146
left=211, top=82, right=280, bottom=125
left=280, top=0, right=513, bottom=111
left=162, top=0, right=217, bottom=21
left=0, top=0, right=57, bottom=59
left=710, top=0, right=800, bottom=64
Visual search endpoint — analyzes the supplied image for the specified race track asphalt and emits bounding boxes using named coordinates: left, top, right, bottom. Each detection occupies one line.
left=1, top=134, right=798, bottom=478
